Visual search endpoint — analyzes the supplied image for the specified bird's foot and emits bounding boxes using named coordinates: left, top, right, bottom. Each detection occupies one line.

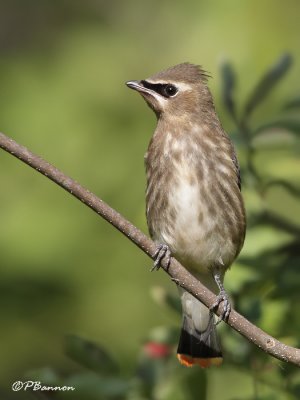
left=151, top=244, right=171, bottom=272
left=210, top=289, right=231, bottom=325
left=210, top=268, right=231, bottom=324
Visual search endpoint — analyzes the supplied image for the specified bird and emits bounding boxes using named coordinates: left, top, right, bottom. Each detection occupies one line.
left=126, top=63, right=246, bottom=368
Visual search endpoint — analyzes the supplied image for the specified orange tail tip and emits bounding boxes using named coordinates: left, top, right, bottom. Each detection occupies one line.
left=177, top=354, right=223, bottom=368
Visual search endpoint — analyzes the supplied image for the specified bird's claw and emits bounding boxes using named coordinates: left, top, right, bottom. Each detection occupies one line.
left=210, top=289, right=231, bottom=325
left=151, top=244, right=171, bottom=271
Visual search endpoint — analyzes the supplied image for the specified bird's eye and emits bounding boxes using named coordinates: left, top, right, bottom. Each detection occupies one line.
left=163, top=84, right=178, bottom=97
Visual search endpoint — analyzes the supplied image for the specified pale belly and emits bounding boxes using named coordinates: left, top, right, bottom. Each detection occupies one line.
left=150, top=179, right=238, bottom=273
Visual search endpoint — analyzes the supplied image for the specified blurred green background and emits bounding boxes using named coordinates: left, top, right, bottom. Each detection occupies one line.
left=0, top=1, right=299, bottom=399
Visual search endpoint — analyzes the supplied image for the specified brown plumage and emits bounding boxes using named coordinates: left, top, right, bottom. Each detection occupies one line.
left=126, top=63, right=246, bottom=367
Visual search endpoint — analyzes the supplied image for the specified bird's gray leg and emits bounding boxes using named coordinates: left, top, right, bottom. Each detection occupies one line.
left=151, top=243, right=171, bottom=271
left=210, top=269, right=231, bottom=324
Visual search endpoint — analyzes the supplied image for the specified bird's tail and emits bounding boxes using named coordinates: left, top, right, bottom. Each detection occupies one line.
left=177, top=289, right=222, bottom=368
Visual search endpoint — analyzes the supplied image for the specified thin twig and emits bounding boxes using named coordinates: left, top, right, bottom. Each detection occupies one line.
left=0, top=131, right=299, bottom=367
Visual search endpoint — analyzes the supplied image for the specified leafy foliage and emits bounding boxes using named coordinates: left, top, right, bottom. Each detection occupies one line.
left=242, top=53, right=292, bottom=120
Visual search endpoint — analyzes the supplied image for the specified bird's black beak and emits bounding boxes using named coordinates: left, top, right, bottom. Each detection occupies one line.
left=126, top=80, right=156, bottom=98
left=126, top=80, right=145, bottom=92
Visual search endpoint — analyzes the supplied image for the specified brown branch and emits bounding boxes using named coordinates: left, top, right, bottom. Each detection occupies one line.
left=0, top=131, right=299, bottom=367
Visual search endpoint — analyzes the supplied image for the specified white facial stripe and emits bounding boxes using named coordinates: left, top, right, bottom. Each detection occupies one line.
left=147, top=90, right=168, bottom=106
left=175, top=82, right=193, bottom=91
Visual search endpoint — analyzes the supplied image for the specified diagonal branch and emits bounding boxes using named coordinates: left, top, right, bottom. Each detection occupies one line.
left=0, top=131, right=299, bottom=367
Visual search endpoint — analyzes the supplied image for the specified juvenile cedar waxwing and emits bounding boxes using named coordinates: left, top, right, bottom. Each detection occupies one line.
left=126, top=63, right=246, bottom=367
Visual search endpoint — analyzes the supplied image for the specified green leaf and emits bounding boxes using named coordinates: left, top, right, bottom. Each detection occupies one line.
left=248, top=210, right=300, bottom=237
left=254, top=118, right=300, bottom=136
left=65, top=334, right=119, bottom=375
left=262, top=180, right=300, bottom=198
left=137, top=326, right=177, bottom=389
left=243, top=53, right=292, bottom=119
left=64, top=372, right=130, bottom=400
left=137, top=353, right=169, bottom=390
left=283, top=95, right=300, bottom=110
left=25, top=367, right=61, bottom=386
left=220, top=60, right=237, bottom=121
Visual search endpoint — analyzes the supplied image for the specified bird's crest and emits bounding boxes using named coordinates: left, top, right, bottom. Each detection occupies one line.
left=149, top=63, right=210, bottom=84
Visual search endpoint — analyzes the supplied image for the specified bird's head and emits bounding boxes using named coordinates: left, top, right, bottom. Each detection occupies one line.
left=126, top=63, right=213, bottom=120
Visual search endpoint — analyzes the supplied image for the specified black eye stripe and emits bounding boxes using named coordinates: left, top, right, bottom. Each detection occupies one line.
left=141, top=80, right=177, bottom=98
left=141, top=80, right=166, bottom=95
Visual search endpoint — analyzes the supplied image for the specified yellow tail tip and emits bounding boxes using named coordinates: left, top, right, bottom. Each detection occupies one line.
left=177, top=354, right=223, bottom=368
